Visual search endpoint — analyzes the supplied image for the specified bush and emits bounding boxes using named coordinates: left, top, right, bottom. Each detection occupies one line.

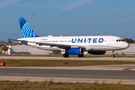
left=48, top=80, right=53, bottom=84
left=23, top=80, right=29, bottom=82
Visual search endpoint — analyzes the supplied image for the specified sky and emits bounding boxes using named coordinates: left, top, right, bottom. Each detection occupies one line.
left=0, top=0, right=135, bottom=41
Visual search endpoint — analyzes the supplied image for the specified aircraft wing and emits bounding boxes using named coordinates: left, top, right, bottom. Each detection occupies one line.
left=32, top=41, right=72, bottom=49
left=9, top=39, right=72, bottom=49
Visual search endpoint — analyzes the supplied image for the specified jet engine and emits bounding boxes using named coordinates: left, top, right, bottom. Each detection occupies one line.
left=67, top=47, right=84, bottom=55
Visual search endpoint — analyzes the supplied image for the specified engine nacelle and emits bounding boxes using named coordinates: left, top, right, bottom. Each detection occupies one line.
left=88, top=50, right=106, bottom=55
left=68, top=47, right=84, bottom=55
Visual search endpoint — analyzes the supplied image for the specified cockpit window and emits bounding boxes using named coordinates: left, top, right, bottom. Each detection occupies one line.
left=116, top=39, right=124, bottom=42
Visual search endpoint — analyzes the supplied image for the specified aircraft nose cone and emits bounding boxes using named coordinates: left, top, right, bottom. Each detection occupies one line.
left=125, top=42, right=130, bottom=48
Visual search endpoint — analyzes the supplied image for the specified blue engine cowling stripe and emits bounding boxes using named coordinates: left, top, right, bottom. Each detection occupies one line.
left=68, top=47, right=83, bottom=55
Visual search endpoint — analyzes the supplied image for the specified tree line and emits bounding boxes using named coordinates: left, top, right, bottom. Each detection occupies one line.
left=124, top=38, right=135, bottom=43
left=0, top=45, right=9, bottom=54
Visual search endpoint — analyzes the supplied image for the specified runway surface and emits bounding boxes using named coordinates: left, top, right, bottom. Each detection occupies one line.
left=0, top=56, right=135, bottom=61
left=0, top=56, right=135, bottom=82
left=0, top=67, right=135, bottom=79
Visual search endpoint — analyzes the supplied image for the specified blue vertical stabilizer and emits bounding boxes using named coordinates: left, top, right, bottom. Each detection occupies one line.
left=18, top=17, right=39, bottom=38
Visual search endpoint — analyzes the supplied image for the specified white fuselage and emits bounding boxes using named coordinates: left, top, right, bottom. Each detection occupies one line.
left=18, top=35, right=129, bottom=52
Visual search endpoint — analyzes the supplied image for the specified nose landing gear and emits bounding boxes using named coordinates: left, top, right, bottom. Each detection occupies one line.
left=111, top=54, right=115, bottom=58
left=111, top=50, right=115, bottom=58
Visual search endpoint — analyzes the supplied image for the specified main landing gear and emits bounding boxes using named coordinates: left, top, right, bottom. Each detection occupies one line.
left=63, top=53, right=84, bottom=58
left=78, top=54, right=84, bottom=57
left=111, top=50, right=115, bottom=58
left=63, top=53, right=69, bottom=58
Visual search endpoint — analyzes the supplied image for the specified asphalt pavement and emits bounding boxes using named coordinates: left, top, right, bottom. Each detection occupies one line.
left=0, top=67, right=135, bottom=79
left=0, top=56, right=135, bottom=61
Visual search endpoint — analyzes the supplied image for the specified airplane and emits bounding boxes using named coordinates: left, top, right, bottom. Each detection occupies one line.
left=10, top=17, right=130, bottom=58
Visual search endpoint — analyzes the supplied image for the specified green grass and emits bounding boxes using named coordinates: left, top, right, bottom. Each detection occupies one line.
left=0, top=81, right=135, bottom=90
left=1, top=59, right=135, bottom=67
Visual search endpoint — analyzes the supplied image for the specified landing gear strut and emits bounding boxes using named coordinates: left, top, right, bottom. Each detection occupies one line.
left=111, top=50, right=115, bottom=58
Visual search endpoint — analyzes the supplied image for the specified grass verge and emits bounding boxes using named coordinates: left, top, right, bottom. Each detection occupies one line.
left=0, top=81, right=135, bottom=90
left=0, top=59, right=135, bottom=67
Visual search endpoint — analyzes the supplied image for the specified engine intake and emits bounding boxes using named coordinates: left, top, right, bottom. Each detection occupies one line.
left=68, top=47, right=84, bottom=55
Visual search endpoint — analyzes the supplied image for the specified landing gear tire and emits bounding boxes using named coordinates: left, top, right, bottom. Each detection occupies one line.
left=111, top=54, right=115, bottom=58
left=111, top=50, right=115, bottom=58
left=78, top=54, right=84, bottom=57
left=63, top=54, right=69, bottom=58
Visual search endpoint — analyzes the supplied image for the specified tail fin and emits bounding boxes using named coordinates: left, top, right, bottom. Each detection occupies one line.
left=18, top=17, right=39, bottom=38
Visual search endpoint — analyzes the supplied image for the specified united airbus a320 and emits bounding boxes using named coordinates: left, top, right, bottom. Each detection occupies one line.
left=10, top=17, right=129, bottom=58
